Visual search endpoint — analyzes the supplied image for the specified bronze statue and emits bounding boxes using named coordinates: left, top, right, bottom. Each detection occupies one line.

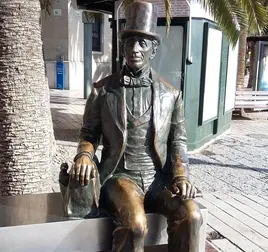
left=61, top=1, right=202, bottom=251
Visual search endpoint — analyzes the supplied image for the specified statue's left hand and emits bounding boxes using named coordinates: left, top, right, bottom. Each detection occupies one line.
left=171, top=178, right=196, bottom=200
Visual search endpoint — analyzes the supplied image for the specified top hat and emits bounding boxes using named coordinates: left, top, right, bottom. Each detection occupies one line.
left=118, top=1, right=162, bottom=43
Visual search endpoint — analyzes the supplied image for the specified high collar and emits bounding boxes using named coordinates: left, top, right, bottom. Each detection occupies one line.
left=123, top=64, right=151, bottom=79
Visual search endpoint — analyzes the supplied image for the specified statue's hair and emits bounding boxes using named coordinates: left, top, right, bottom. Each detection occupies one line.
left=151, top=39, right=159, bottom=56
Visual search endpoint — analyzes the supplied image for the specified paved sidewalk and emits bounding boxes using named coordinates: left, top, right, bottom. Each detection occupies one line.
left=50, top=89, right=268, bottom=252
left=50, top=89, right=85, bottom=190
left=190, top=117, right=268, bottom=251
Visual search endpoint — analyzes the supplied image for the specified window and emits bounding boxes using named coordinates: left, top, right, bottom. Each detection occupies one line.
left=92, top=13, right=103, bottom=52
left=150, top=26, right=184, bottom=90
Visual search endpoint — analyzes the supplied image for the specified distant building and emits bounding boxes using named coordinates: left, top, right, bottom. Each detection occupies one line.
left=41, top=0, right=112, bottom=90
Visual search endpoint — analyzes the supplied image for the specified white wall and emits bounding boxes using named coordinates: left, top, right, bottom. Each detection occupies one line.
left=42, top=0, right=112, bottom=91
left=45, top=62, right=56, bottom=89
left=68, top=0, right=84, bottom=90
left=92, top=14, right=112, bottom=83
left=41, top=0, right=69, bottom=61
left=191, top=0, right=214, bottom=21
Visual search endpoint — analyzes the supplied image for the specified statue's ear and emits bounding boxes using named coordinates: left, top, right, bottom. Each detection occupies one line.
left=150, top=50, right=157, bottom=60
left=150, top=40, right=158, bottom=60
left=120, top=41, right=124, bottom=56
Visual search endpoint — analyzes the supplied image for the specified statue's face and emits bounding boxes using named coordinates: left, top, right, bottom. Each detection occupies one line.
left=123, top=36, right=154, bottom=72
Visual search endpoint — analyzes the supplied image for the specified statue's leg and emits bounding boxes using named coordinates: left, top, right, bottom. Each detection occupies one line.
left=101, top=176, right=148, bottom=252
left=145, top=187, right=202, bottom=252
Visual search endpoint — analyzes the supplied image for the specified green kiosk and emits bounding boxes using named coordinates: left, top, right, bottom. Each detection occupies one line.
left=77, top=0, right=239, bottom=151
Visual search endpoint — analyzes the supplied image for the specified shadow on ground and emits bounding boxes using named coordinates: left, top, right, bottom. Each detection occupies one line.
left=189, top=157, right=268, bottom=173
left=232, top=109, right=268, bottom=121
left=53, top=128, right=80, bottom=142
left=50, top=97, right=85, bottom=105
left=232, top=113, right=251, bottom=121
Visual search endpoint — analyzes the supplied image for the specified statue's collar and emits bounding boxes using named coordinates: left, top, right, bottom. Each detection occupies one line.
left=122, top=64, right=151, bottom=79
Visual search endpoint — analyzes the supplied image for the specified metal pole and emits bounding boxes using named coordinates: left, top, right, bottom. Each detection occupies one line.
left=112, top=10, right=117, bottom=73
left=186, top=0, right=193, bottom=64
left=116, top=0, right=123, bottom=63
left=83, top=12, right=93, bottom=99
left=112, top=1, right=123, bottom=73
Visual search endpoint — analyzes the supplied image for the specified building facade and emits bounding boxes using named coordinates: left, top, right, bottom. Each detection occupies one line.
left=41, top=0, right=112, bottom=90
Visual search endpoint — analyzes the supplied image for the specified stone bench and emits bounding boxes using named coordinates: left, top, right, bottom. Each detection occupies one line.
left=0, top=192, right=207, bottom=252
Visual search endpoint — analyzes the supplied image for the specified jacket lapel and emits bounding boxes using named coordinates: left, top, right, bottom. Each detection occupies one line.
left=151, top=70, right=162, bottom=166
left=106, top=72, right=126, bottom=135
left=151, top=70, right=161, bottom=136
left=105, top=72, right=127, bottom=182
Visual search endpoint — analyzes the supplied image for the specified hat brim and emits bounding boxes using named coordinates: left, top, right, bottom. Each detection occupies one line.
left=118, top=30, right=162, bottom=44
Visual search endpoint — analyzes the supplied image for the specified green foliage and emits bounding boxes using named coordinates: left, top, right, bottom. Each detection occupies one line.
left=200, top=0, right=241, bottom=45
left=240, top=0, right=268, bottom=33
left=122, top=0, right=268, bottom=46
left=196, top=0, right=268, bottom=45
left=164, top=0, right=172, bottom=34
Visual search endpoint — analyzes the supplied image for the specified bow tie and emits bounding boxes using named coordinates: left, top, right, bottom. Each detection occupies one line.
left=123, top=75, right=152, bottom=87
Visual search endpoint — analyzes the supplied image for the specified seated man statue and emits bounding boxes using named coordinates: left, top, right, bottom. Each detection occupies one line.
left=71, top=1, right=202, bottom=251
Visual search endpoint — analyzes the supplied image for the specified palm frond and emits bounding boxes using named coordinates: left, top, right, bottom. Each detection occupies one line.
left=40, top=0, right=54, bottom=15
left=122, top=0, right=268, bottom=45
left=200, top=0, right=241, bottom=45
left=122, top=0, right=135, bottom=17
left=164, top=0, right=172, bottom=35
left=228, top=0, right=249, bottom=31
left=239, top=0, right=268, bottom=34
left=199, top=0, right=268, bottom=45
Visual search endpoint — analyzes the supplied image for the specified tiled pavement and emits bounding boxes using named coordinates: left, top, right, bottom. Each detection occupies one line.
left=50, top=89, right=268, bottom=252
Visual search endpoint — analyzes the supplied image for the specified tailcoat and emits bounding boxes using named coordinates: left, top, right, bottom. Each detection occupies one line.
left=79, top=69, right=189, bottom=185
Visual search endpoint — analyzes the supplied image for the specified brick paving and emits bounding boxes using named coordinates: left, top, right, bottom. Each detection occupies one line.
left=50, top=89, right=268, bottom=251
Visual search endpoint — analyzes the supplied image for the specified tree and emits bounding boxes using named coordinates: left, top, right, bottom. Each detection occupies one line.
left=247, top=39, right=256, bottom=89
left=40, top=0, right=54, bottom=15
left=237, top=30, right=248, bottom=90
left=123, top=0, right=268, bottom=45
left=0, top=0, right=55, bottom=195
left=247, top=3, right=268, bottom=89
left=197, top=0, right=268, bottom=90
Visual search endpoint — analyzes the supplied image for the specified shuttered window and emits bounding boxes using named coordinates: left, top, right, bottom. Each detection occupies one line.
left=92, top=13, right=103, bottom=52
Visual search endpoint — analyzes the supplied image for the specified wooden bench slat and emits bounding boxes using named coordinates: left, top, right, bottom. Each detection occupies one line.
left=235, top=106, right=268, bottom=109
left=236, top=102, right=268, bottom=105
left=235, top=101, right=268, bottom=105
left=236, top=91, right=268, bottom=95
left=236, top=96, right=268, bottom=101
left=198, top=196, right=268, bottom=252
left=236, top=101, right=268, bottom=104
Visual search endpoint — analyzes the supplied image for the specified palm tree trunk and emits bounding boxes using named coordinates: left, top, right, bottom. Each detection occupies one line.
left=0, top=0, right=55, bottom=195
left=236, top=30, right=248, bottom=90
left=248, top=41, right=256, bottom=89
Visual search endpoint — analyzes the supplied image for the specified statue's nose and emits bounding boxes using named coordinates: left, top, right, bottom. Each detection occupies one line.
left=132, top=41, right=140, bottom=53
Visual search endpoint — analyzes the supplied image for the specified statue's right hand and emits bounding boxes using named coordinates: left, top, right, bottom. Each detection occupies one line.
left=72, top=155, right=96, bottom=186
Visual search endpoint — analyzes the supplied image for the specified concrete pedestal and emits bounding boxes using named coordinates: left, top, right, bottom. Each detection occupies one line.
left=0, top=193, right=207, bottom=252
